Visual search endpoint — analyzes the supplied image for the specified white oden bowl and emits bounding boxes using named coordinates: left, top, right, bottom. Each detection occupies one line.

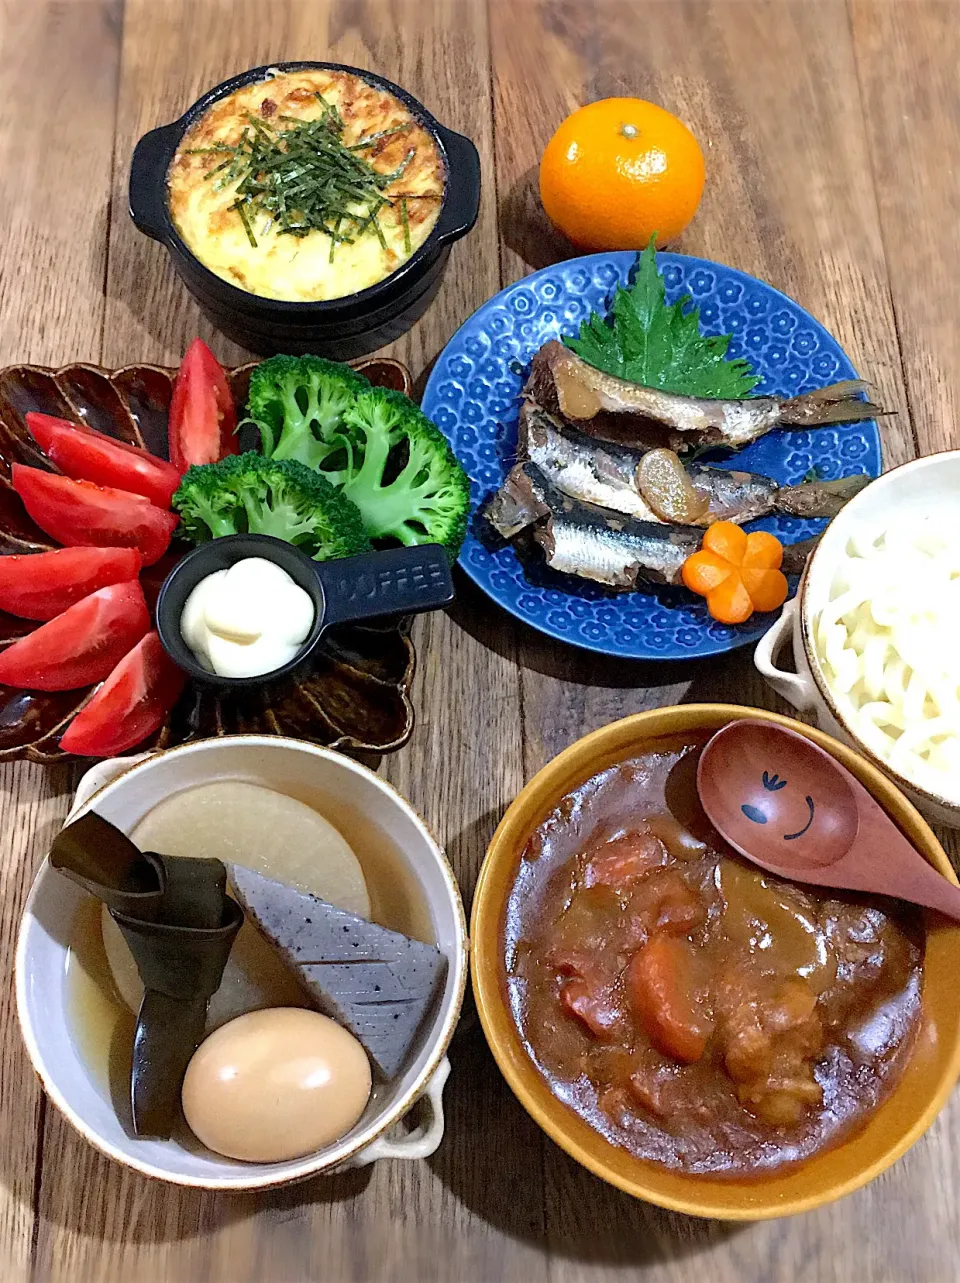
left=16, top=736, right=467, bottom=1190
left=755, top=450, right=960, bottom=828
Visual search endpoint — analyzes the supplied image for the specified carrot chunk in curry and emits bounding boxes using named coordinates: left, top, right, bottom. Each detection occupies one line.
left=626, top=936, right=714, bottom=1063
left=504, top=741, right=924, bottom=1177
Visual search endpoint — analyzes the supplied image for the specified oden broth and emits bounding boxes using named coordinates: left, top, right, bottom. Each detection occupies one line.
left=66, top=777, right=433, bottom=1123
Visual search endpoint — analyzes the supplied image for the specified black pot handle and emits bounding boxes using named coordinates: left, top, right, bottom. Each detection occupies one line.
left=432, top=124, right=481, bottom=247
left=129, top=122, right=181, bottom=241
left=315, top=544, right=455, bottom=629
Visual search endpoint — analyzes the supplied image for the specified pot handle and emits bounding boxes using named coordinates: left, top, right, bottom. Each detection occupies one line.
left=754, top=598, right=817, bottom=711
left=68, top=753, right=155, bottom=820
left=433, top=125, right=481, bottom=246
left=129, top=123, right=181, bottom=241
left=342, top=1057, right=451, bottom=1168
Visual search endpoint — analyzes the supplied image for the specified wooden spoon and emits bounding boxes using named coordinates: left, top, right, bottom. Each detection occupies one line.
left=696, top=719, right=960, bottom=920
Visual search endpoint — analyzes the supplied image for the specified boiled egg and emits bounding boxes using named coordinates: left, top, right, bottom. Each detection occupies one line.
left=182, top=1008, right=372, bottom=1163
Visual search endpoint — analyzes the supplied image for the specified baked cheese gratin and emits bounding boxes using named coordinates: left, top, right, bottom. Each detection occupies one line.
left=167, top=69, right=445, bottom=302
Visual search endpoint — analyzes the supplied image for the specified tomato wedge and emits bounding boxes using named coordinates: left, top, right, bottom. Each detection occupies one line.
left=26, top=413, right=181, bottom=508
left=0, top=580, right=149, bottom=690
left=12, top=465, right=179, bottom=566
left=168, top=338, right=238, bottom=474
left=60, top=632, right=185, bottom=756
left=0, top=547, right=142, bottom=620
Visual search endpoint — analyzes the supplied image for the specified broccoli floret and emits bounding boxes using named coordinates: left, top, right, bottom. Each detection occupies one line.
left=336, top=388, right=470, bottom=557
left=245, top=355, right=370, bottom=469
left=173, top=453, right=249, bottom=541
left=173, top=452, right=370, bottom=561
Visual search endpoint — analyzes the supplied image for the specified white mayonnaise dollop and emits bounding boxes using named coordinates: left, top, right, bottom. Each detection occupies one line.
left=180, top=557, right=315, bottom=678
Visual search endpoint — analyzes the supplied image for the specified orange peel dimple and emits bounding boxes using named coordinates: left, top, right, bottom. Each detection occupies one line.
left=539, top=98, right=705, bottom=250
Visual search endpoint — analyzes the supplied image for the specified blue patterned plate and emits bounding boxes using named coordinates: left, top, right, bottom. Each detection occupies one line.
left=421, top=253, right=881, bottom=659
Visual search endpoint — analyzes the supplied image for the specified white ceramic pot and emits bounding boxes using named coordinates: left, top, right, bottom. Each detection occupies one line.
left=16, top=737, right=468, bottom=1190
left=755, top=451, right=960, bottom=829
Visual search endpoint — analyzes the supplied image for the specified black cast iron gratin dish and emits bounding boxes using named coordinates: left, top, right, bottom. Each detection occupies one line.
left=128, top=62, right=482, bottom=358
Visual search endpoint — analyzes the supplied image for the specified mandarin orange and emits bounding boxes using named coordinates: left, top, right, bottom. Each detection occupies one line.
left=539, top=98, right=705, bottom=250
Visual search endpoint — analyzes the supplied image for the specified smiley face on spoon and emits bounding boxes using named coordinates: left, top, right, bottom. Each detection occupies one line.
left=697, top=719, right=960, bottom=920
left=699, top=720, right=857, bottom=873
left=739, top=770, right=816, bottom=842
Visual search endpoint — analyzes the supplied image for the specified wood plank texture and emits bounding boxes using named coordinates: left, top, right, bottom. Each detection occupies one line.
left=851, top=0, right=960, bottom=459
left=34, top=2, right=538, bottom=1281
left=0, top=2, right=122, bottom=1280
left=492, top=0, right=914, bottom=788
left=3, top=0, right=959, bottom=1280
left=491, top=3, right=954, bottom=1283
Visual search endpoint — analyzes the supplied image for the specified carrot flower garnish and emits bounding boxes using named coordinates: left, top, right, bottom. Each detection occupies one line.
left=681, top=522, right=788, bottom=625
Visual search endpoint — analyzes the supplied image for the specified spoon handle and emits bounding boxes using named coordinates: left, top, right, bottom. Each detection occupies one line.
left=314, top=545, right=455, bottom=629
left=853, top=796, right=960, bottom=922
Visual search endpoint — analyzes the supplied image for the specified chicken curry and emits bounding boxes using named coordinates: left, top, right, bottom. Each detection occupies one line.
left=503, top=741, right=923, bottom=1177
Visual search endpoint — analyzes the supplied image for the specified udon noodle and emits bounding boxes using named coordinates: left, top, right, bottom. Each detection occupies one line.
left=815, top=516, right=960, bottom=798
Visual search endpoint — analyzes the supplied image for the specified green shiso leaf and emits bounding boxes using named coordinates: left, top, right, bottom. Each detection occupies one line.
left=564, top=237, right=760, bottom=399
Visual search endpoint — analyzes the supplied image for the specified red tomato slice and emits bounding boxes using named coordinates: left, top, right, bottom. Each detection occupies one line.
left=0, top=547, right=142, bottom=620
left=60, top=631, right=185, bottom=756
left=12, top=465, right=179, bottom=566
left=168, top=338, right=238, bottom=474
left=138, top=548, right=182, bottom=615
left=0, top=580, right=149, bottom=690
left=26, top=413, right=181, bottom=508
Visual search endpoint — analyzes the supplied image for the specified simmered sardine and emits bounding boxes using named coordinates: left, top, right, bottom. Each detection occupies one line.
left=485, top=460, right=825, bottom=589
left=525, top=341, right=885, bottom=452
left=486, top=462, right=701, bottom=587
left=520, top=402, right=870, bottom=526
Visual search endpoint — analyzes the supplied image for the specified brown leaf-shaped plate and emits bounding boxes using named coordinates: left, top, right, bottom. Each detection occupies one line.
left=0, top=357, right=416, bottom=764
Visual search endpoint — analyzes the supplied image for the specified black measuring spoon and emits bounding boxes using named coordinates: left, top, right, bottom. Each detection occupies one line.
left=156, top=533, right=455, bottom=688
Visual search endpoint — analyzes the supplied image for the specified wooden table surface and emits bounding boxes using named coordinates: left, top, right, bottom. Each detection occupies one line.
left=2, top=1, right=959, bottom=1279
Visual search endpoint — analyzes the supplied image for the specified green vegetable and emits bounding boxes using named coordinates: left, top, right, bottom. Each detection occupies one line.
left=400, top=197, right=411, bottom=256
left=188, top=94, right=416, bottom=252
left=333, top=387, right=470, bottom=557
left=565, top=238, right=760, bottom=399
left=242, top=356, right=471, bottom=558
left=246, top=355, right=370, bottom=470
left=173, top=453, right=370, bottom=561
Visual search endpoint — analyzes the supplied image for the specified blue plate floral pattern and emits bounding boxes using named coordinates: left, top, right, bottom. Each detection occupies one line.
left=421, top=253, right=881, bottom=660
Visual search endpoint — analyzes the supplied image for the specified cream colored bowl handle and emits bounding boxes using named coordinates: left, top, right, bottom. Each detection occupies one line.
left=343, top=1057, right=451, bottom=1168
left=68, top=753, right=155, bottom=820
left=754, top=598, right=816, bottom=711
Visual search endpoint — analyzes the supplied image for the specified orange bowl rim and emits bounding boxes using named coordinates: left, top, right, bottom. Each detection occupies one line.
left=470, top=702, right=960, bottom=1220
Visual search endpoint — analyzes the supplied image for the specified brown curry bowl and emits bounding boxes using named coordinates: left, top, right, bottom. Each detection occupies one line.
left=471, top=704, right=960, bottom=1220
